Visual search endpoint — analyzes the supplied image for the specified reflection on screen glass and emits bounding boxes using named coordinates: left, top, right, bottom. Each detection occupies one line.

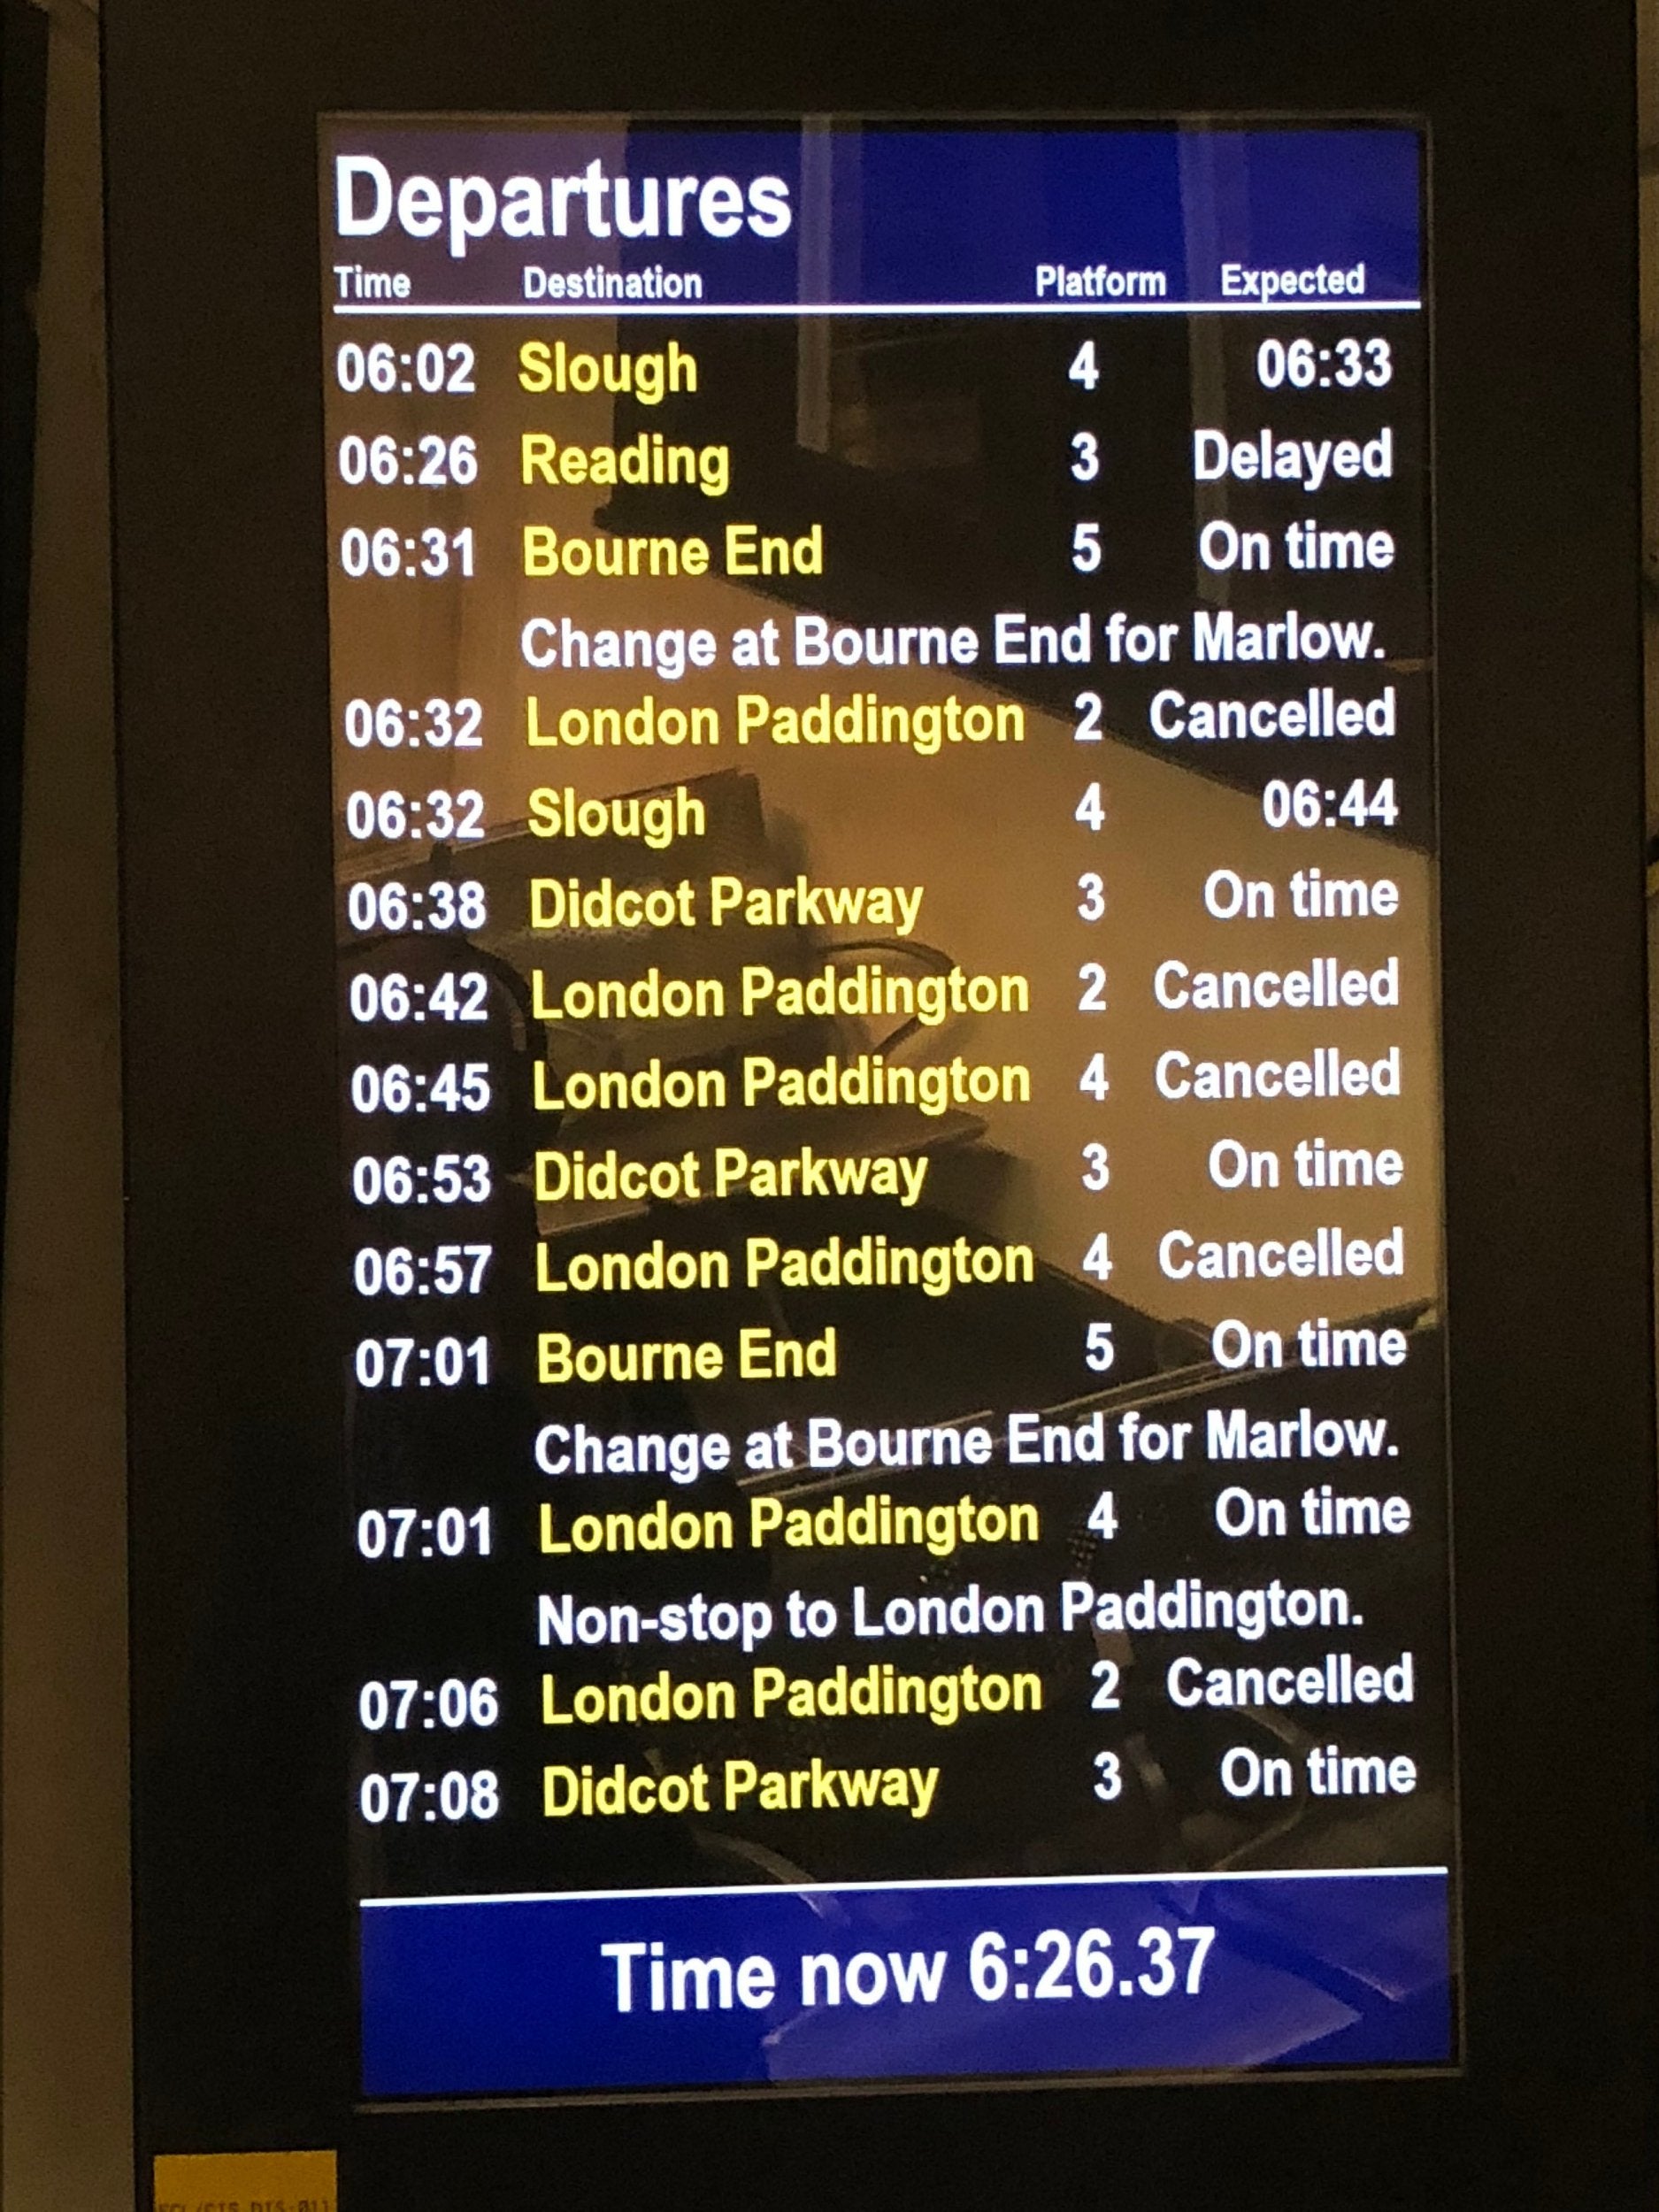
left=319, top=117, right=1452, bottom=2100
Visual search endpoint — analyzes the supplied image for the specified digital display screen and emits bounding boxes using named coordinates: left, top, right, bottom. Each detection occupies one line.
left=321, top=117, right=1451, bottom=2101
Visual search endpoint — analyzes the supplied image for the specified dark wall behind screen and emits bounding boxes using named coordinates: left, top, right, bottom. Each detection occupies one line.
left=101, top=4, right=1655, bottom=2206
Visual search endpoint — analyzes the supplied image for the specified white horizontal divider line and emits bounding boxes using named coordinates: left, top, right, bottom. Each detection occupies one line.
left=330, top=298, right=1424, bottom=319
left=363, top=1864, right=1450, bottom=1911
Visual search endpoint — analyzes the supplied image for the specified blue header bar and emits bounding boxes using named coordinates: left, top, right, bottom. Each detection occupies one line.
left=323, top=123, right=1422, bottom=314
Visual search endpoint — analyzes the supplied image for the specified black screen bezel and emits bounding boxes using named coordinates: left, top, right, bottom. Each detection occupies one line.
left=105, top=4, right=1655, bottom=2202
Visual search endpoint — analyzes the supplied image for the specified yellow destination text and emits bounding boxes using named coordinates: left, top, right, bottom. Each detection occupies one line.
left=529, top=968, right=726, bottom=1023
left=738, top=1325, right=836, bottom=1379
left=539, top=1333, right=726, bottom=1385
left=718, top=1146, right=928, bottom=1206
left=533, top=1144, right=930, bottom=1208
left=749, top=1491, right=1039, bottom=1557
left=736, top=690, right=1024, bottom=755
left=752, top=1662, right=1041, bottom=1727
left=742, top=961, right=1029, bottom=1025
left=522, top=874, right=924, bottom=934
left=527, top=695, right=719, bottom=748
left=710, top=874, right=923, bottom=933
left=725, top=523, right=822, bottom=576
left=528, top=783, right=706, bottom=849
left=544, top=1761, right=710, bottom=1816
left=537, top=1240, right=730, bottom=1294
left=537, top=1326, right=837, bottom=1385
left=532, top=1058, right=726, bottom=1114
left=747, top=1231, right=1034, bottom=1298
left=525, top=527, right=712, bottom=579
left=522, top=431, right=730, bottom=498
left=521, top=525, right=823, bottom=580
left=541, top=1757, right=940, bottom=1818
left=527, top=877, right=697, bottom=933
left=725, top=1758, right=940, bottom=1817
left=518, top=338, right=697, bottom=403
left=744, top=1053, right=1030, bottom=1118
left=541, top=1672, right=736, bottom=1725
left=540, top=1500, right=733, bottom=1555
left=535, top=1147, right=704, bottom=1203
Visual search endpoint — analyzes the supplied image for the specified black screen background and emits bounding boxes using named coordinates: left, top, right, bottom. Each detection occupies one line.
left=105, top=3, right=1655, bottom=2205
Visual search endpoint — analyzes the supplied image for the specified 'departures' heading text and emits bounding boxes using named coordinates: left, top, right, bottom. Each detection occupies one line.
left=334, top=155, right=792, bottom=258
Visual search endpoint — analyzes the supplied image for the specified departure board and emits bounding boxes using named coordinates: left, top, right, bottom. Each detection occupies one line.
left=321, top=119, right=1450, bottom=2101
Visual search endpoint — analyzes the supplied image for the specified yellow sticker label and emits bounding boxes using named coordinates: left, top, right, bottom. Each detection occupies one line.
left=154, top=2149, right=337, bottom=2212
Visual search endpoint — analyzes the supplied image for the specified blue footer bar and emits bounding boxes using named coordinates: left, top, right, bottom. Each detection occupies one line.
left=360, top=1869, right=1453, bottom=2097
